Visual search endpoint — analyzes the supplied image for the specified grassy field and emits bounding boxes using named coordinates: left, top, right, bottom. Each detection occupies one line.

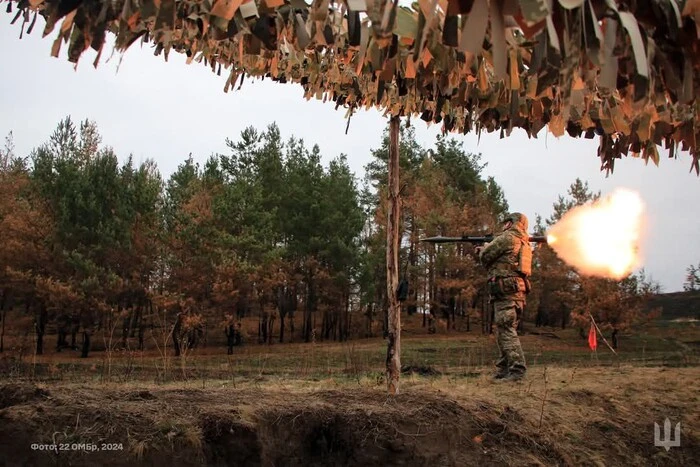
left=1, top=320, right=699, bottom=466
left=3, top=319, right=697, bottom=383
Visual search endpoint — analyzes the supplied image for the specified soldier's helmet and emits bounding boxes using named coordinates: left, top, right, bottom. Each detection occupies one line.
left=503, top=212, right=528, bottom=233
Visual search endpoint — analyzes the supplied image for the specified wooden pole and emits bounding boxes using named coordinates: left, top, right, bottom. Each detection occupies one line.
left=386, top=116, right=401, bottom=395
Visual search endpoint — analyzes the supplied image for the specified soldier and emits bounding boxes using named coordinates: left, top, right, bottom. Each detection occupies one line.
left=476, top=213, right=532, bottom=382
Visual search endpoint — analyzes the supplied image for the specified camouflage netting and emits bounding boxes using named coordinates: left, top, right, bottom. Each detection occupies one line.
left=4, top=0, right=700, bottom=173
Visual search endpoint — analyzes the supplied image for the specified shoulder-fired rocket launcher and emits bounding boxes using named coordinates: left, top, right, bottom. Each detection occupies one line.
left=420, top=235, right=548, bottom=245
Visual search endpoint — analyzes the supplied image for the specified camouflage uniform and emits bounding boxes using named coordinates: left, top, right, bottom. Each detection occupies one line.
left=479, top=213, right=531, bottom=379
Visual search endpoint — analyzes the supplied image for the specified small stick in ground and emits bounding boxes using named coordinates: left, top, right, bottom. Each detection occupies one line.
left=538, top=366, right=548, bottom=430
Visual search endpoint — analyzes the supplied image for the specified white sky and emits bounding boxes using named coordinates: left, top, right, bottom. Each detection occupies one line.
left=2, top=19, right=699, bottom=292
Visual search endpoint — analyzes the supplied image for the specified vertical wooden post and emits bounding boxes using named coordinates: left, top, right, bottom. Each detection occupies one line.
left=386, top=116, right=401, bottom=395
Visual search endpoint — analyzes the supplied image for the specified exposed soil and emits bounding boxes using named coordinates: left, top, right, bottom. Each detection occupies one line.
left=0, top=367, right=698, bottom=466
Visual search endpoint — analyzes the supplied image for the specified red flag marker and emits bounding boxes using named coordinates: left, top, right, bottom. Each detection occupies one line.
left=588, top=322, right=598, bottom=351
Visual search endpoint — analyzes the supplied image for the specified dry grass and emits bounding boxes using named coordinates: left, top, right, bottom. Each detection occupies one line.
left=0, top=321, right=698, bottom=466
left=1, top=366, right=698, bottom=466
left=3, top=323, right=696, bottom=385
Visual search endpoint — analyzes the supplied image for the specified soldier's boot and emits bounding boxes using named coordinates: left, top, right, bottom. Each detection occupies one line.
left=503, top=372, right=525, bottom=382
left=503, top=364, right=526, bottom=382
left=492, top=364, right=509, bottom=380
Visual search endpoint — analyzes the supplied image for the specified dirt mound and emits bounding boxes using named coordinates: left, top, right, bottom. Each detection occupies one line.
left=255, top=391, right=486, bottom=466
left=0, top=382, right=50, bottom=409
left=0, top=383, right=557, bottom=467
left=401, top=364, right=441, bottom=376
left=0, top=369, right=698, bottom=467
left=125, top=390, right=157, bottom=401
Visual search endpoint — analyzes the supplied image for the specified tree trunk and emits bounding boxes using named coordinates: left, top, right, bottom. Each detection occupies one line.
left=258, top=309, right=264, bottom=344
left=428, top=250, right=435, bottom=326
left=35, top=301, right=46, bottom=356
left=0, top=309, right=6, bottom=354
left=383, top=303, right=389, bottom=338
left=561, top=306, right=567, bottom=329
left=407, top=214, right=417, bottom=315
left=337, top=302, right=343, bottom=342
left=279, top=310, right=286, bottom=343
left=0, top=289, right=7, bottom=353
left=139, top=300, right=151, bottom=351
left=333, top=307, right=343, bottom=341
left=344, top=292, right=351, bottom=341
left=422, top=271, right=428, bottom=327
left=289, top=313, right=295, bottom=343
left=366, top=303, right=373, bottom=337
left=480, top=290, right=487, bottom=334
left=138, top=324, right=145, bottom=351
left=259, top=310, right=268, bottom=344
left=267, top=315, right=274, bottom=345
left=0, top=307, right=6, bottom=353
left=81, top=330, right=91, bottom=358
left=121, top=304, right=130, bottom=348
left=173, top=313, right=182, bottom=357
left=321, top=309, right=328, bottom=340
left=56, top=326, right=67, bottom=352
left=385, top=116, right=401, bottom=396
left=130, top=305, right=141, bottom=338
left=289, top=285, right=297, bottom=342
left=304, top=274, right=314, bottom=343
left=337, top=307, right=341, bottom=341
left=226, top=325, right=235, bottom=355
left=331, top=310, right=337, bottom=341
left=301, top=304, right=306, bottom=342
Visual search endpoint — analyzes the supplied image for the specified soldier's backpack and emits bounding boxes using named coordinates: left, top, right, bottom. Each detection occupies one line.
left=516, top=237, right=532, bottom=277
left=516, top=237, right=532, bottom=294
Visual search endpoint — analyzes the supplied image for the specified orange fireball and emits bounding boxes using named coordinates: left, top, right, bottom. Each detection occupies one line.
left=546, top=189, right=645, bottom=280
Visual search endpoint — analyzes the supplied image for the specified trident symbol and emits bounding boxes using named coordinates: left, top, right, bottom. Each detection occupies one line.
left=654, top=418, right=681, bottom=451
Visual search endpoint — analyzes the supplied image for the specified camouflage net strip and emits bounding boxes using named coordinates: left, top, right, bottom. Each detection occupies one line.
left=5, top=0, right=700, bottom=174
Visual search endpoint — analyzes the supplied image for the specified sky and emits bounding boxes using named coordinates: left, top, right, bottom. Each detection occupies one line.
left=1, top=19, right=699, bottom=293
